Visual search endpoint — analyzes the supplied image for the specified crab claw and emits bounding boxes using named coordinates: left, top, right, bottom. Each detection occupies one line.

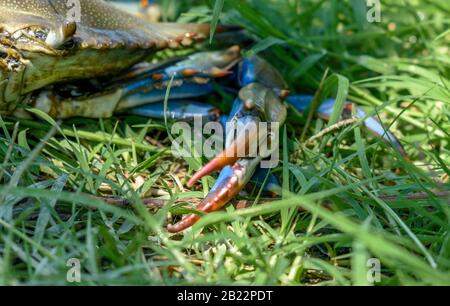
left=168, top=83, right=287, bottom=233
left=167, top=158, right=262, bottom=233
left=187, top=83, right=287, bottom=187
left=186, top=115, right=260, bottom=188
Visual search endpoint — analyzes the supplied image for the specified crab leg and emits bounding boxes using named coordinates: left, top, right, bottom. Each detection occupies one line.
left=287, top=95, right=406, bottom=156
left=129, top=100, right=220, bottom=121
left=33, top=47, right=241, bottom=118
left=116, top=47, right=241, bottom=111
left=120, top=45, right=241, bottom=84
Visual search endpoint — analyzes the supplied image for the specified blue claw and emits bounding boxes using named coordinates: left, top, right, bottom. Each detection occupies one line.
left=287, top=95, right=406, bottom=156
left=353, top=107, right=406, bottom=156
left=287, top=95, right=345, bottom=117
left=121, top=46, right=240, bottom=85
left=115, top=46, right=242, bottom=111
left=238, top=57, right=288, bottom=91
left=118, top=80, right=215, bottom=110
left=129, top=100, right=220, bottom=121
left=168, top=159, right=261, bottom=233
left=163, top=46, right=241, bottom=79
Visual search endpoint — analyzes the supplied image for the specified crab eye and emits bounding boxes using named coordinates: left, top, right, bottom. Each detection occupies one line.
left=0, top=51, right=7, bottom=59
left=63, top=21, right=77, bottom=38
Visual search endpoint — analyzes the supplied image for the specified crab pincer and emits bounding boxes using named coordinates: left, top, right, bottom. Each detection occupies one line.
left=167, top=83, right=287, bottom=233
left=167, top=160, right=261, bottom=233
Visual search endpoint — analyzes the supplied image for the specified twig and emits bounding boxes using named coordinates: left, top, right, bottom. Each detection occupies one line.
left=305, top=118, right=358, bottom=145
left=93, top=191, right=450, bottom=211
left=92, top=195, right=168, bottom=210
left=93, top=195, right=274, bottom=210
left=378, top=191, right=450, bottom=202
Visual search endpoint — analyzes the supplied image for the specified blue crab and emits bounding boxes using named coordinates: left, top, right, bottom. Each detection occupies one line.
left=0, top=0, right=405, bottom=233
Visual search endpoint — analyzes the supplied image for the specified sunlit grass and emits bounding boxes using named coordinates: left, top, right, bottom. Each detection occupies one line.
left=0, top=0, right=449, bottom=285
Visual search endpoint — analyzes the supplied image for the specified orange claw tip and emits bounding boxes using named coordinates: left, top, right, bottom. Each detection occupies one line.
left=169, top=164, right=247, bottom=233
left=187, top=128, right=257, bottom=188
left=210, top=67, right=234, bottom=78
left=151, top=73, right=164, bottom=81
left=167, top=214, right=200, bottom=233
left=187, top=155, right=238, bottom=188
left=182, top=68, right=199, bottom=77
